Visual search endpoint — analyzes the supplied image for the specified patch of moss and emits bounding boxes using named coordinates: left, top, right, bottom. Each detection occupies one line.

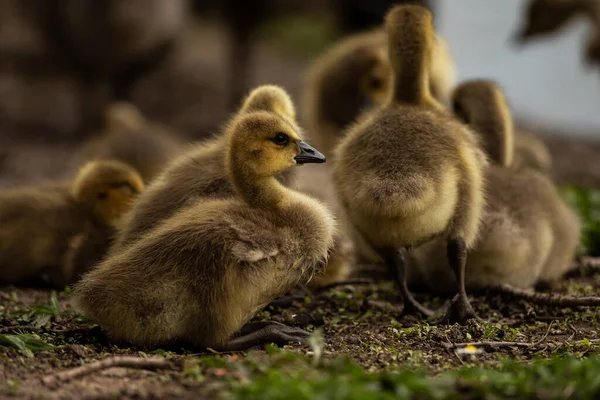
left=227, top=348, right=600, bottom=400
left=560, top=185, right=600, bottom=256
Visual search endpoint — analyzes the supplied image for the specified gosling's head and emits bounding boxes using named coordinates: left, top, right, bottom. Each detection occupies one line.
left=385, top=5, right=436, bottom=60
left=228, top=86, right=325, bottom=178
left=103, top=101, right=146, bottom=132
left=227, top=111, right=326, bottom=178
left=72, top=160, right=144, bottom=224
left=514, top=0, right=578, bottom=44
left=240, top=85, right=296, bottom=120
left=585, top=32, right=600, bottom=67
left=452, top=80, right=513, bottom=166
left=451, top=80, right=507, bottom=122
left=358, top=45, right=392, bottom=107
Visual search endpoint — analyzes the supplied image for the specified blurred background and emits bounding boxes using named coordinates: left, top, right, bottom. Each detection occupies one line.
left=438, top=0, right=600, bottom=136
left=0, top=0, right=599, bottom=188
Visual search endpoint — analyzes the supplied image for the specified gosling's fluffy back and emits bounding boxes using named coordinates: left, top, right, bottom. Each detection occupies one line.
left=513, top=130, right=553, bottom=174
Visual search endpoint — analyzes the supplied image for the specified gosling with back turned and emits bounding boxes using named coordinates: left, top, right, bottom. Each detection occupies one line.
left=333, top=5, right=486, bottom=323
left=408, top=80, right=581, bottom=291
left=0, top=160, right=144, bottom=288
left=74, top=104, right=334, bottom=350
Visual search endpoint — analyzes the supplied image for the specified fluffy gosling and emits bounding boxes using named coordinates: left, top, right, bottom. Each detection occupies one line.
left=0, top=160, right=143, bottom=288
left=332, top=5, right=486, bottom=323
left=74, top=101, right=335, bottom=350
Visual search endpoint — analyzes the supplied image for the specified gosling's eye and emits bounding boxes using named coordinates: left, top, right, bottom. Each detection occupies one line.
left=368, top=77, right=382, bottom=90
left=97, top=192, right=108, bottom=200
left=453, top=101, right=468, bottom=123
left=272, top=132, right=289, bottom=146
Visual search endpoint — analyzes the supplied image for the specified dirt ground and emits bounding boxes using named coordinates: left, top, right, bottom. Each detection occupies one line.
left=2, top=20, right=600, bottom=400
left=1, top=269, right=600, bottom=399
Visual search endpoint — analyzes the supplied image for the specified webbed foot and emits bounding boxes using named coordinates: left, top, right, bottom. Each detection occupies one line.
left=434, top=294, right=478, bottom=325
left=224, top=321, right=310, bottom=351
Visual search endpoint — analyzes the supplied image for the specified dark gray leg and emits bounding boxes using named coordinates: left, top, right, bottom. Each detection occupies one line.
left=379, top=247, right=434, bottom=317
left=440, top=237, right=477, bottom=324
left=223, top=321, right=310, bottom=352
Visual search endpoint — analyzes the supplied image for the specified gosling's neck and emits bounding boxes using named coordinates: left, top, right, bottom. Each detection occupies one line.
left=465, top=95, right=514, bottom=167
left=386, top=22, right=436, bottom=108
left=229, top=163, right=289, bottom=209
left=388, top=45, right=432, bottom=107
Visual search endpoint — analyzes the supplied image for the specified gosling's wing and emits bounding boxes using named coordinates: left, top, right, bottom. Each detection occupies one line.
left=224, top=212, right=323, bottom=289
left=226, top=214, right=283, bottom=263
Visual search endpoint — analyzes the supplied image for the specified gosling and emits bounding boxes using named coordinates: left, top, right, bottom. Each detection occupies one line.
left=74, top=102, right=186, bottom=183
left=333, top=5, right=486, bottom=323
left=0, top=160, right=144, bottom=288
left=74, top=105, right=334, bottom=351
left=303, top=30, right=389, bottom=157
left=409, top=80, right=581, bottom=292
left=514, top=0, right=600, bottom=44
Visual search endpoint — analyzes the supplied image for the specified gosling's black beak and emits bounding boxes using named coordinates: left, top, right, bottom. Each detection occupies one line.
left=295, top=141, right=326, bottom=164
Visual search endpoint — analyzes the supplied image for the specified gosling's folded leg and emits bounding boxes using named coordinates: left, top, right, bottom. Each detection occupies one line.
left=380, top=247, right=434, bottom=318
left=224, top=321, right=310, bottom=351
left=440, top=237, right=476, bottom=324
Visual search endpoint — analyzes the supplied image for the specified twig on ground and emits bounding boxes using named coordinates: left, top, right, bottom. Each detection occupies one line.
left=42, top=356, right=179, bottom=387
left=568, top=323, right=578, bottom=341
left=0, top=325, right=41, bottom=333
left=534, top=321, right=554, bottom=346
left=446, top=323, right=600, bottom=352
left=0, top=325, right=98, bottom=334
left=441, top=334, right=465, bottom=365
left=444, top=341, right=534, bottom=350
left=489, top=284, right=600, bottom=307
